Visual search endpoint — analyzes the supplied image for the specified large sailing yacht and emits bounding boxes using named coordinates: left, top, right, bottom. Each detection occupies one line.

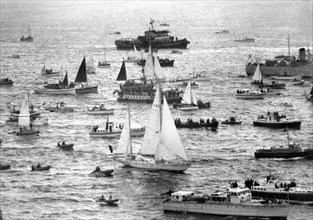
left=114, top=83, right=190, bottom=172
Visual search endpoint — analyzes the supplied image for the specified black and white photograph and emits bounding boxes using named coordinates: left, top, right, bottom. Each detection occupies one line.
left=0, top=0, right=312, bottom=219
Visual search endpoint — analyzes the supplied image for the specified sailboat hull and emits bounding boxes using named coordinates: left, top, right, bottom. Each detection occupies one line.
left=177, top=105, right=199, bottom=111
left=116, top=157, right=190, bottom=172
left=75, top=85, right=98, bottom=94
left=16, top=130, right=40, bottom=136
left=34, top=88, right=76, bottom=95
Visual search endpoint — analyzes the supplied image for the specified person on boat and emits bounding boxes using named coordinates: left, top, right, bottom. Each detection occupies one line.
left=109, top=125, right=113, bottom=133
left=105, top=121, right=109, bottom=131
left=100, top=195, right=105, bottom=201
left=37, top=163, right=41, bottom=168
left=30, top=123, right=33, bottom=130
left=58, top=142, right=60, bottom=147
left=95, top=166, right=101, bottom=172
left=109, top=195, right=112, bottom=200
left=62, top=141, right=65, bottom=145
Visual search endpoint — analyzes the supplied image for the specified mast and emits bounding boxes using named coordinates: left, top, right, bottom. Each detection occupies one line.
left=288, top=35, right=291, bottom=75
left=128, top=104, right=133, bottom=156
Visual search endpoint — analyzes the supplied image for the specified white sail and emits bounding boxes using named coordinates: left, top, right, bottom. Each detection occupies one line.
left=116, top=106, right=131, bottom=155
left=141, top=84, right=161, bottom=155
left=18, top=94, right=30, bottom=127
left=143, top=53, right=155, bottom=78
left=154, top=56, right=162, bottom=79
left=155, top=96, right=188, bottom=161
left=252, top=63, right=262, bottom=82
left=41, top=65, right=46, bottom=74
left=182, top=81, right=192, bottom=104
left=192, top=92, right=197, bottom=105
left=133, top=45, right=139, bottom=59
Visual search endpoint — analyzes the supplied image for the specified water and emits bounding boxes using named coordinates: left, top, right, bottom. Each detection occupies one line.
left=1, top=1, right=313, bottom=219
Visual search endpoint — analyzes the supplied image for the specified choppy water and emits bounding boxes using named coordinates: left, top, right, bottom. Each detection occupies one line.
left=1, top=1, right=313, bottom=220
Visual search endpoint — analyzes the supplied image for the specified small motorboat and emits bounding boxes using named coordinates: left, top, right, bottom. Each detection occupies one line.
left=170, top=50, right=183, bottom=54
left=97, top=195, right=119, bottom=206
left=31, top=164, right=51, bottom=171
left=57, top=141, right=74, bottom=151
left=221, top=117, right=242, bottom=125
left=91, top=166, right=114, bottom=177
left=0, top=164, right=11, bottom=170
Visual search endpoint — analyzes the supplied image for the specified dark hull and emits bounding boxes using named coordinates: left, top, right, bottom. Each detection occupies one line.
left=253, top=121, right=301, bottom=129
left=255, top=149, right=313, bottom=159
left=58, top=144, right=74, bottom=151
left=16, top=130, right=40, bottom=136
left=175, top=121, right=219, bottom=129
left=0, top=164, right=11, bottom=170
left=137, top=59, right=174, bottom=67
left=115, top=39, right=190, bottom=50
left=251, top=190, right=313, bottom=205
left=75, top=85, right=98, bottom=94
left=246, top=63, right=313, bottom=78
left=0, top=81, right=13, bottom=86
left=31, top=166, right=51, bottom=171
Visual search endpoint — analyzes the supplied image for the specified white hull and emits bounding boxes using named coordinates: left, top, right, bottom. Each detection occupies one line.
left=235, top=94, right=265, bottom=99
left=116, top=157, right=190, bottom=172
left=177, top=105, right=199, bottom=111
left=87, top=110, right=114, bottom=115
left=34, top=88, right=76, bottom=95
left=163, top=201, right=288, bottom=218
left=89, top=128, right=145, bottom=138
left=271, top=76, right=299, bottom=81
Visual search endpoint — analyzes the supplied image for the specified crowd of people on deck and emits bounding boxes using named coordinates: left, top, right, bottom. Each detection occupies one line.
left=258, top=111, right=287, bottom=122
left=174, top=117, right=217, bottom=126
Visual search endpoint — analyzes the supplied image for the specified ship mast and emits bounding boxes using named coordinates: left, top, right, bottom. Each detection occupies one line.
left=128, top=103, right=133, bottom=156
left=288, top=35, right=291, bottom=75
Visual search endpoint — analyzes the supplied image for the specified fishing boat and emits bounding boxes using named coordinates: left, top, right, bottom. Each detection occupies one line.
left=87, top=104, right=114, bottom=115
left=245, top=175, right=313, bottom=205
left=114, top=19, right=190, bottom=50
left=57, top=141, right=74, bottom=151
left=43, top=102, right=74, bottom=112
left=234, top=36, right=255, bottom=42
left=40, top=65, right=60, bottom=76
left=163, top=184, right=288, bottom=218
left=89, top=121, right=145, bottom=138
left=15, top=92, right=40, bottom=136
left=31, top=164, right=51, bottom=171
left=86, top=56, right=97, bottom=74
left=96, top=195, right=119, bottom=205
left=5, top=103, right=40, bottom=125
left=114, top=51, right=181, bottom=103
left=253, top=111, right=301, bottom=129
left=215, top=29, right=229, bottom=34
left=221, top=117, right=242, bottom=125
left=259, top=81, right=286, bottom=89
left=90, top=166, right=114, bottom=177
left=170, top=50, right=183, bottom=54
left=98, top=51, right=111, bottom=68
left=123, top=45, right=142, bottom=63
left=235, top=89, right=265, bottom=99
left=74, top=57, right=98, bottom=94
left=0, top=78, right=13, bottom=87
left=7, top=54, right=20, bottom=59
left=174, top=117, right=218, bottom=129
left=254, top=131, right=313, bottom=159
left=20, top=26, right=33, bottom=42
left=173, top=80, right=199, bottom=111
left=34, top=72, right=76, bottom=95
left=114, top=84, right=190, bottom=172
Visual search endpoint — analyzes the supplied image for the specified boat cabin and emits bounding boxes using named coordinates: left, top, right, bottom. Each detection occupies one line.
left=170, top=191, right=194, bottom=202
left=226, top=187, right=251, bottom=204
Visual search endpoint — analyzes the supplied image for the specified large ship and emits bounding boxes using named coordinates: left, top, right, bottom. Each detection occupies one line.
left=114, top=51, right=182, bottom=104
left=246, top=48, right=313, bottom=78
left=114, top=19, right=190, bottom=50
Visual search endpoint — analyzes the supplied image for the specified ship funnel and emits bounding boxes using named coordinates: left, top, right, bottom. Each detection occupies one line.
left=299, top=48, right=306, bottom=62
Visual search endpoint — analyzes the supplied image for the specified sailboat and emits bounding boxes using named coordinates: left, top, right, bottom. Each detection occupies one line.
left=20, top=26, right=33, bottom=42
left=116, top=61, right=127, bottom=81
left=251, top=63, right=262, bottom=84
left=34, top=72, right=76, bottom=95
left=15, top=93, right=40, bottom=136
left=175, top=80, right=199, bottom=111
left=123, top=45, right=142, bottom=63
left=114, top=83, right=190, bottom=172
left=98, top=51, right=110, bottom=68
left=74, top=57, right=98, bottom=94
left=41, top=64, right=60, bottom=76
left=86, top=57, right=97, bottom=74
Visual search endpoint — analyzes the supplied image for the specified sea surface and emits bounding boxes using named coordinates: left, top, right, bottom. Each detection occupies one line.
left=0, top=1, right=313, bottom=220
